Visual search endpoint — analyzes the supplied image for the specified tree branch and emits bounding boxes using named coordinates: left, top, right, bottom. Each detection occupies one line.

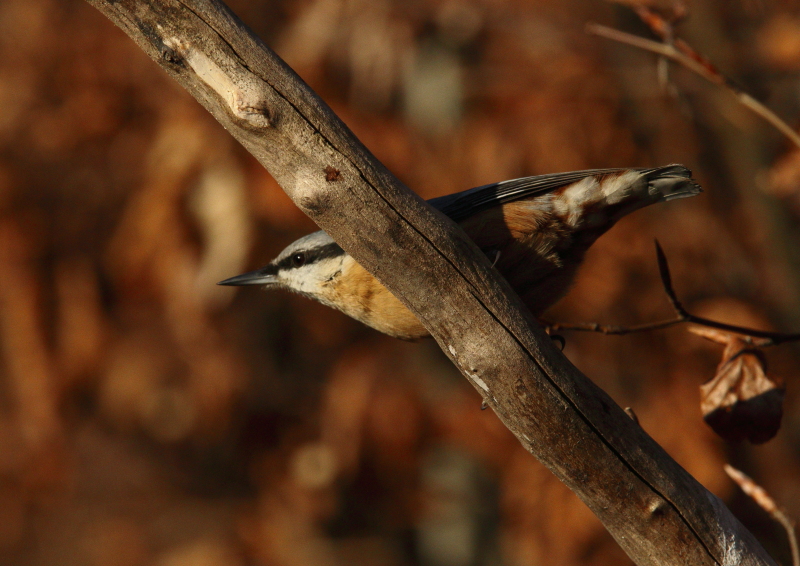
left=84, top=1, right=777, bottom=564
left=587, top=22, right=800, bottom=150
left=725, top=465, right=800, bottom=566
left=545, top=242, right=800, bottom=346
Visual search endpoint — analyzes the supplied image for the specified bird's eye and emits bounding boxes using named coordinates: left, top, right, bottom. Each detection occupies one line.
left=291, top=253, right=306, bottom=267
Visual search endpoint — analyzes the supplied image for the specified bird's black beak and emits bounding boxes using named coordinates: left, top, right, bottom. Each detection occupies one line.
left=218, top=266, right=279, bottom=287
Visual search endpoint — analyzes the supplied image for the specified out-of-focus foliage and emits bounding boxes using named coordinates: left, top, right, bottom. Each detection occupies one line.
left=1, top=0, right=800, bottom=565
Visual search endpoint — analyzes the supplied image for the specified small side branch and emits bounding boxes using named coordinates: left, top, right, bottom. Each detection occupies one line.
left=586, top=21, right=800, bottom=150
left=725, top=465, right=800, bottom=566
left=545, top=242, right=800, bottom=346
left=544, top=317, right=683, bottom=336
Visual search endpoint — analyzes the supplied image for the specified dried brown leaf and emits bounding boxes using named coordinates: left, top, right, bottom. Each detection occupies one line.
left=689, top=325, right=745, bottom=345
left=695, top=331, right=784, bottom=443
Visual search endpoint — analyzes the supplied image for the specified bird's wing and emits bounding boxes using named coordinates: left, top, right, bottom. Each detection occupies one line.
left=428, top=167, right=657, bottom=222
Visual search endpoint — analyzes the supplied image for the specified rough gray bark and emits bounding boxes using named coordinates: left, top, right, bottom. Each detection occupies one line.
left=84, top=1, right=776, bottom=565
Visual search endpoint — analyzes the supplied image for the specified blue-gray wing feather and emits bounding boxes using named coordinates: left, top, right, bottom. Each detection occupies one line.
left=428, top=167, right=658, bottom=222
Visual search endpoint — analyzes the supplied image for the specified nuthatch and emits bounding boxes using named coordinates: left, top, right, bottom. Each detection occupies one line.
left=220, top=165, right=701, bottom=339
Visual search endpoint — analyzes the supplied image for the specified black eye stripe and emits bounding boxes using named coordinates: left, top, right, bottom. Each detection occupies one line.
left=275, top=242, right=344, bottom=270
left=314, top=242, right=345, bottom=261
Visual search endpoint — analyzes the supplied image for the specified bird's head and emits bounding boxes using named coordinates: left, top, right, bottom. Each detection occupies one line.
left=218, top=231, right=346, bottom=302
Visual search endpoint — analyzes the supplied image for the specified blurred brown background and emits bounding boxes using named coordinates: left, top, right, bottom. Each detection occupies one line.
left=1, top=0, right=800, bottom=564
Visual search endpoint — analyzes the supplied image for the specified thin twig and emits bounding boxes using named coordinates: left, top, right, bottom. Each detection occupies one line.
left=633, top=6, right=677, bottom=94
left=544, top=317, right=683, bottom=335
left=544, top=242, right=800, bottom=346
left=586, top=22, right=800, bottom=150
left=725, top=465, right=800, bottom=566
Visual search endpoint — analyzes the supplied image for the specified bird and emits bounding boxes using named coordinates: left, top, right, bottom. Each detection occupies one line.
left=219, top=165, right=701, bottom=340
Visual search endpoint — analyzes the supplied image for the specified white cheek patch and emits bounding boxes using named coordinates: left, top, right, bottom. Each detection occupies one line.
left=281, top=257, right=343, bottom=296
left=280, top=266, right=311, bottom=293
